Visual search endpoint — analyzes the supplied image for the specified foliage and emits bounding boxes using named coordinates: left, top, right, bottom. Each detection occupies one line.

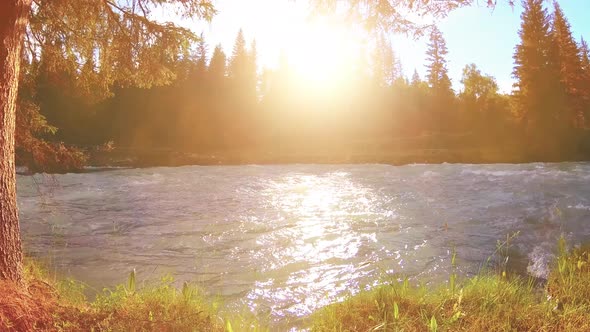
left=16, top=63, right=87, bottom=173
left=460, top=63, right=498, bottom=101
left=309, top=0, right=514, bottom=36
left=25, top=0, right=215, bottom=96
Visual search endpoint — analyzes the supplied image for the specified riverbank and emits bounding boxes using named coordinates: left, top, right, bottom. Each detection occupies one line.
left=87, top=146, right=590, bottom=169
left=2, top=241, right=589, bottom=331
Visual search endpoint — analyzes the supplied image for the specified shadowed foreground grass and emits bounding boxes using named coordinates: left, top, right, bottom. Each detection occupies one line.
left=311, top=239, right=590, bottom=331
left=1, top=238, right=590, bottom=331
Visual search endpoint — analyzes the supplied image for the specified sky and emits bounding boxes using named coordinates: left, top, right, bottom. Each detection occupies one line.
left=190, top=0, right=590, bottom=93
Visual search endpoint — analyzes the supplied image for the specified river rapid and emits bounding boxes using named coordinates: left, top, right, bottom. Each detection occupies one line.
left=17, top=163, right=590, bottom=328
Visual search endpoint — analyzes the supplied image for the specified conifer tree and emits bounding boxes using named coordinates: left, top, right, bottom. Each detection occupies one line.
left=513, top=0, right=565, bottom=144
left=581, top=37, right=590, bottom=72
left=209, top=44, right=227, bottom=82
left=425, top=26, right=454, bottom=132
left=551, top=1, right=585, bottom=128
left=195, top=33, right=209, bottom=76
left=229, top=29, right=248, bottom=80
left=247, top=39, right=259, bottom=98
left=425, top=26, right=452, bottom=96
left=580, top=37, right=590, bottom=126
left=372, top=34, right=400, bottom=86
left=411, top=69, right=422, bottom=86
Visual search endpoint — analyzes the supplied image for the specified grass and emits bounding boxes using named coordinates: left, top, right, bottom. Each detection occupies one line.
left=311, top=236, right=590, bottom=331
left=0, top=262, right=225, bottom=331
left=1, top=237, right=590, bottom=331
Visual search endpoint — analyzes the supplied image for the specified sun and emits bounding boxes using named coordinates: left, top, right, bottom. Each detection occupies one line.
left=211, top=1, right=368, bottom=91
left=284, top=19, right=365, bottom=88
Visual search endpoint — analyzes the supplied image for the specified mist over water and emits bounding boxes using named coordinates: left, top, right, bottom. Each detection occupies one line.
left=17, top=163, right=590, bottom=327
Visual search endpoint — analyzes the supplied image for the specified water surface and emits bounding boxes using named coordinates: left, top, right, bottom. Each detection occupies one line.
left=17, top=163, right=590, bottom=328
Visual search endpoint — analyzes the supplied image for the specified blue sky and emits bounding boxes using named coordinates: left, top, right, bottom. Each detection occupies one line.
left=429, top=1, right=590, bottom=92
left=195, top=0, right=590, bottom=93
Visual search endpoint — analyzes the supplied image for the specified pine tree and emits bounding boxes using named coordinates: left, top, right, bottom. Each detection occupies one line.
left=580, top=37, right=590, bottom=127
left=209, top=44, right=227, bottom=81
left=425, top=26, right=454, bottom=132
left=513, top=0, right=565, bottom=145
left=247, top=39, right=259, bottom=97
left=195, top=33, right=208, bottom=76
left=372, top=33, right=401, bottom=86
left=581, top=37, right=590, bottom=72
left=411, top=69, right=422, bottom=86
left=229, top=29, right=248, bottom=80
left=551, top=1, right=585, bottom=128
left=425, top=26, right=452, bottom=96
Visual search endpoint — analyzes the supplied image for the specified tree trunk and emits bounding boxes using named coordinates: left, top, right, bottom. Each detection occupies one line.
left=0, top=0, right=32, bottom=283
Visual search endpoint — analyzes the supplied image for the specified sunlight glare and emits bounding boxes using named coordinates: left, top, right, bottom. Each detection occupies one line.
left=285, top=20, right=364, bottom=88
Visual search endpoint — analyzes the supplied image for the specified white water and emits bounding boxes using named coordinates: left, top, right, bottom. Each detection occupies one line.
left=17, top=163, right=590, bottom=328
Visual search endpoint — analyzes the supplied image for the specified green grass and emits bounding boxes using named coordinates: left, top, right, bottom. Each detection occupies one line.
left=311, top=237, right=590, bottom=331
left=9, top=263, right=226, bottom=332
left=3, top=236, right=590, bottom=331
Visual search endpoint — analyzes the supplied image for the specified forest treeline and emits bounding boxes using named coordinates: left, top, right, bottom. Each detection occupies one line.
left=16, top=0, right=590, bottom=171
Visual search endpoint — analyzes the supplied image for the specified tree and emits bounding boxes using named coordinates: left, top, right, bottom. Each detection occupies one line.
left=247, top=39, right=259, bottom=97
left=582, top=37, right=590, bottom=72
left=425, top=26, right=454, bottom=131
left=229, top=29, right=248, bottom=80
left=579, top=37, right=590, bottom=126
left=371, top=33, right=401, bottom=86
left=551, top=1, right=585, bottom=128
left=411, top=69, right=422, bottom=86
left=195, top=33, right=209, bottom=77
left=460, top=63, right=499, bottom=101
left=208, top=42, right=228, bottom=139
left=209, top=44, right=227, bottom=81
left=425, top=26, right=452, bottom=95
left=0, top=0, right=215, bottom=283
left=0, top=0, right=32, bottom=284
left=460, top=63, right=507, bottom=133
left=513, top=0, right=572, bottom=157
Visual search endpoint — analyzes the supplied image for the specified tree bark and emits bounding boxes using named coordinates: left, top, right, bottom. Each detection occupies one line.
left=0, top=0, right=32, bottom=283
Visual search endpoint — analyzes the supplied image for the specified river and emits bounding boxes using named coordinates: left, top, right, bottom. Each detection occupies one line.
left=16, top=163, right=590, bottom=328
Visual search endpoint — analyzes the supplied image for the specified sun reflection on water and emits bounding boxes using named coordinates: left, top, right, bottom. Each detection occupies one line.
left=247, top=172, right=381, bottom=320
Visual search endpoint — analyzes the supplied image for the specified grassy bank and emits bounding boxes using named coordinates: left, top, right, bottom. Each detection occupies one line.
left=311, top=238, right=590, bottom=331
left=1, top=239, right=590, bottom=331
left=0, top=263, right=224, bottom=331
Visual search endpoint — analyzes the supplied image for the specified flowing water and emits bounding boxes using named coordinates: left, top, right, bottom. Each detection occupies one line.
left=17, top=163, right=590, bottom=328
